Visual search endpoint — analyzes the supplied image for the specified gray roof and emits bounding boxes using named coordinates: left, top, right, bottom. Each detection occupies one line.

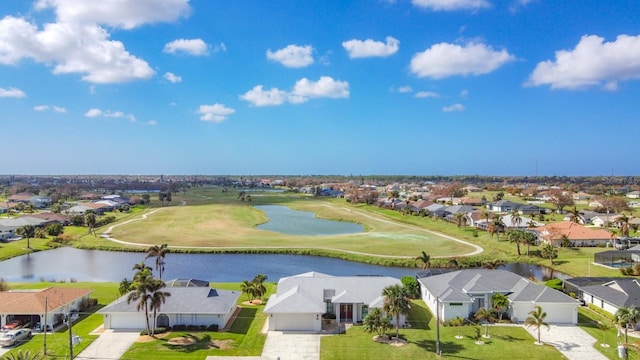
left=165, top=279, right=210, bottom=287
left=264, top=271, right=401, bottom=314
left=581, top=279, right=640, bottom=308
left=0, top=216, right=48, bottom=228
left=99, top=287, right=240, bottom=315
left=444, top=205, right=475, bottom=214
left=418, top=269, right=577, bottom=304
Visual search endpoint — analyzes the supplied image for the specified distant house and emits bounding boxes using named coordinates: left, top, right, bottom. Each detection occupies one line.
left=562, top=210, right=601, bottom=225
left=486, top=200, right=520, bottom=213
left=99, top=287, right=240, bottom=330
left=0, top=288, right=92, bottom=330
left=264, top=272, right=404, bottom=332
left=534, top=221, right=612, bottom=247
left=581, top=279, right=640, bottom=320
left=591, top=214, right=621, bottom=228
left=627, top=191, right=640, bottom=199
left=418, top=269, right=578, bottom=324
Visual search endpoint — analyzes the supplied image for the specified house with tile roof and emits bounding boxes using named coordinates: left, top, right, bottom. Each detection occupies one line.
left=264, top=272, right=404, bottom=332
left=99, top=287, right=240, bottom=330
left=418, top=269, right=578, bottom=324
left=581, top=279, right=640, bottom=319
left=535, top=221, right=612, bottom=247
left=0, top=288, right=92, bottom=330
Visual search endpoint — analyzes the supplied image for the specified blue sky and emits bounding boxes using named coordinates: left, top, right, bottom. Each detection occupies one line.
left=1, top=0, right=639, bottom=176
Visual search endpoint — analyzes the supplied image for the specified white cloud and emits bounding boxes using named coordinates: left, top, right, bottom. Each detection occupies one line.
left=147, top=120, right=157, bottom=126
left=509, top=0, right=535, bottom=13
left=527, top=34, right=640, bottom=90
left=240, top=76, right=349, bottom=106
left=443, top=103, right=465, bottom=112
left=290, top=76, right=349, bottom=103
left=84, top=108, right=102, bottom=117
left=213, top=42, right=226, bottom=53
left=0, top=17, right=154, bottom=83
left=164, top=72, right=182, bottom=83
left=35, top=0, right=191, bottom=29
left=410, top=42, right=515, bottom=79
left=460, top=89, right=469, bottom=98
left=34, top=104, right=67, bottom=112
left=196, top=103, right=235, bottom=123
left=84, top=108, right=135, bottom=121
left=412, top=0, right=491, bottom=11
left=163, top=39, right=209, bottom=56
left=0, top=87, right=26, bottom=98
left=342, top=36, right=399, bottom=58
left=398, top=86, right=413, bottom=93
left=415, top=91, right=439, bottom=98
left=266, top=44, right=314, bottom=68
left=239, top=85, right=288, bottom=107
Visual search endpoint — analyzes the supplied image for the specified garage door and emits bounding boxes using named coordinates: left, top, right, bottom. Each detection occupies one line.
left=107, top=314, right=146, bottom=330
left=544, top=304, right=577, bottom=324
left=273, top=314, right=315, bottom=331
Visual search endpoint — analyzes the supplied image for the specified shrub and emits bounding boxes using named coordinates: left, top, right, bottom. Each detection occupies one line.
left=401, top=276, right=420, bottom=299
left=173, top=324, right=186, bottom=331
left=587, top=304, right=616, bottom=321
left=207, top=324, right=219, bottom=332
left=545, top=278, right=563, bottom=291
left=140, top=327, right=167, bottom=336
left=46, top=223, right=64, bottom=236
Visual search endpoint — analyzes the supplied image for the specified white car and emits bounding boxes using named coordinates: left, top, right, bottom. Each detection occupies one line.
left=0, top=329, right=31, bottom=347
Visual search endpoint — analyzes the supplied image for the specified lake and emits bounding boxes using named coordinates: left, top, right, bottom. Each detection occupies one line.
left=0, top=247, right=567, bottom=283
left=255, top=205, right=364, bottom=235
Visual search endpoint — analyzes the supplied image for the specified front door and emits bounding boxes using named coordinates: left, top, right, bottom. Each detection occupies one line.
left=340, top=304, right=353, bottom=323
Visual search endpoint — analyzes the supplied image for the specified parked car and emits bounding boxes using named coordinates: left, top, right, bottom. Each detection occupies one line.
left=0, top=329, right=31, bottom=347
left=1, top=320, right=22, bottom=331
left=35, top=323, right=53, bottom=332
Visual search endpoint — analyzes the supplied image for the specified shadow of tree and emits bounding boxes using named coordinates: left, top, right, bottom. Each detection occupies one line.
left=415, top=339, right=466, bottom=357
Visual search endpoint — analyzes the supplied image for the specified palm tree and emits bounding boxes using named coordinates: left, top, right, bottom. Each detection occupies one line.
left=16, top=225, right=36, bottom=249
left=541, top=243, right=558, bottom=265
left=415, top=251, right=431, bottom=270
left=453, top=212, right=466, bottom=228
left=492, top=293, right=509, bottom=321
left=507, top=230, right=523, bottom=256
left=450, top=316, right=465, bottom=339
left=616, top=214, right=631, bottom=237
left=362, top=308, right=391, bottom=337
left=615, top=305, right=640, bottom=346
left=567, top=207, right=581, bottom=224
left=252, top=274, right=268, bottom=300
left=510, top=209, right=522, bottom=228
left=240, top=280, right=258, bottom=303
left=118, top=278, right=132, bottom=296
left=480, top=210, right=491, bottom=229
left=2, top=350, right=43, bottom=360
left=524, top=305, right=549, bottom=344
left=492, top=215, right=505, bottom=240
left=474, top=307, right=497, bottom=338
left=523, top=231, right=537, bottom=256
left=149, top=279, right=171, bottom=335
left=146, top=244, right=169, bottom=279
left=382, top=284, right=411, bottom=340
left=84, top=211, right=97, bottom=237
left=127, top=267, right=154, bottom=335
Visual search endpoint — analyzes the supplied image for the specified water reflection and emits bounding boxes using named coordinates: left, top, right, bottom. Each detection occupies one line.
left=255, top=205, right=364, bottom=235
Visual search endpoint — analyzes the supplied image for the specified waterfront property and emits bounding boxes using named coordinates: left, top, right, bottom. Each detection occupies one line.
left=535, top=221, right=612, bottom=247
left=99, top=287, right=240, bottom=330
left=418, top=269, right=579, bottom=324
left=581, top=278, right=640, bottom=321
left=264, top=271, right=405, bottom=332
left=0, top=287, right=92, bottom=330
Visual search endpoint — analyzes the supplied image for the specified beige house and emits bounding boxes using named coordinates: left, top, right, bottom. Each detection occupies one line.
left=535, top=221, right=612, bottom=247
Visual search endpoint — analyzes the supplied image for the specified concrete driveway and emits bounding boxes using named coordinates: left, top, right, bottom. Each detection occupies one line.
left=261, top=331, right=321, bottom=360
left=523, top=324, right=608, bottom=360
left=75, top=329, right=140, bottom=360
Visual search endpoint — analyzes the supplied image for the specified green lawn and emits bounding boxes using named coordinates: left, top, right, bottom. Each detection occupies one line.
left=321, top=300, right=564, bottom=359
left=578, top=307, right=640, bottom=359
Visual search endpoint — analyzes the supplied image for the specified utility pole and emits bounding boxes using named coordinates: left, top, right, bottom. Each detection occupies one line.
left=44, top=297, right=48, bottom=356
left=68, top=310, right=73, bottom=359
left=435, top=297, right=441, bottom=356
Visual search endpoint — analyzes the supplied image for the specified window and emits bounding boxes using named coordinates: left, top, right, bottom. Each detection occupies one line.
left=325, top=301, right=334, bottom=315
left=450, top=303, right=463, bottom=306
left=361, top=305, right=369, bottom=319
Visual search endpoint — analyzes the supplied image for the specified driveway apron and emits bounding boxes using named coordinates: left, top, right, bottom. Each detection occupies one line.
left=76, top=329, right=140, bottom=360
left=261, top=331, right=321, bottom=360
left=523, top=324, right=608, bottom=360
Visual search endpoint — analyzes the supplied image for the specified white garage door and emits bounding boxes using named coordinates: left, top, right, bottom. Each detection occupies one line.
left=107, top=313, right=146, bottom=330
left=273, top=314, right=315, bottom=331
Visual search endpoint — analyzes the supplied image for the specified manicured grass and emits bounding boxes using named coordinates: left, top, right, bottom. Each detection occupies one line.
left=3, top=282, right=119, bottom=359
left=578, top=307, right=640, bottom=360
left=321, top=300, right=564, bottom=359
left=122, top=282, right=271, bottom=359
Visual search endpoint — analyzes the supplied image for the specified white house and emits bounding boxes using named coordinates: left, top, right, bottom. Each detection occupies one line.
left=99, top=287, right=240, bottom=330
left=418, top=269, right=578, bottom=324
left=264, top=271, right=405, bottom=332
left=581, top=279, right=640, bottom=320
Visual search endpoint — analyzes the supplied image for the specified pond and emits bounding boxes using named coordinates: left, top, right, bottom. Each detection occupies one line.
left=255, top=205, right=364, bottom=236
left=0, top=248, right=568, bottom=283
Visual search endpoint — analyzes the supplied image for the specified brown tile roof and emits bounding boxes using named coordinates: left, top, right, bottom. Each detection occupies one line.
left=535, top=221, right=612, bottom=241
left=0, top=288, right=92, bottom=314
left=27, top=212, right=70, bottom=223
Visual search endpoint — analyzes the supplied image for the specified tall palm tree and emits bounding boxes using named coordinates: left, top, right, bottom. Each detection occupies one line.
left=510, top=209, right=522, bottom=229
left=492, top=215, right=505, bottom=240
left=127, top=267, right=154, bottom=335
left=491, top=293, right=510, bottom=321
left=541, top=243, right=558, bottom=265
left=474, top=307, right=497, bottom=338
left=252, top=274, right=268, bottom=300
left=615, top=305, right=640, bottom=346
left=382, top=284, right=410, bottom=340
left=524, top=305, right=549, bottom=344
left=567, top=207, right=581, bottom=224
left=240, top=280, right=258, bottom=303
left=481, top=210, right=492, bottom=229
left=84, top=211, right=97, bottom=237
left=507, top=230, right=523, bottom=256
left=2, top=350, right=43, bottom=360
left=16, top=225, right=36, bottom=249
left=146, top=244, right=169, bottom=279
left=149, top=279, right=171, bottom=335
left=453, top=212, right=466, bottom=228
left=616, top=214, right=631, bottom=237
left=523, top=231, right=537, bottom=256
left=415, top=251, right=431, bottom=270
